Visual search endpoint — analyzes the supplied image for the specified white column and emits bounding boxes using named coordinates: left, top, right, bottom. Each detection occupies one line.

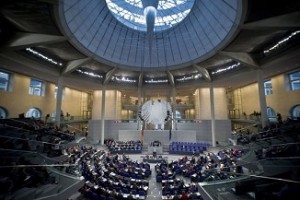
left=257, top=69, right=269, bottom=128
left=100, top=87, right=106, bottom=145
left=115, top=90, right=118, bottom=120
left=172, top=87, right=177, bottom=130
left=210, top=83, right=216, bottom=147
left=55, top=79, right=63, bottom=127
left=138, top=85, right=142, bottom=130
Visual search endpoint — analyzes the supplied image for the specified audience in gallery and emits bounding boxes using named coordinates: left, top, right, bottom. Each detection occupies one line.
left=271, top=170, right=300, bottom=200
left=234, top=117, right=300, bottom=146
left=0, top=156, right=55, bottom=195
left=0, top=118, right=78, bottom=157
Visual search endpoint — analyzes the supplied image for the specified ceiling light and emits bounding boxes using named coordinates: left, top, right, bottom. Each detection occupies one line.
left=25, top=47, right=63, bottom=66
left=211, top=62, right=241, bottom=75
left=76, top=69, right=103, bottom=78
left=113, top=76, right=137, bottom=83
left=263, top=30, right=300, bottom=55
left=145, top=78, right=168, bottom=83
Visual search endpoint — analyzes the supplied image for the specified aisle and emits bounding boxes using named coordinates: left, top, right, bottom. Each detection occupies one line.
left=127, top=154, right=162, bottom=200
left=128, top=154, right=191, bottom=200
left=146, top=163, right=162, bottom=200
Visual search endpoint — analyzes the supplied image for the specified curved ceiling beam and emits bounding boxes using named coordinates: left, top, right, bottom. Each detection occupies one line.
left=242, top=12, right=300, bottom=30
left=61, top=57, right=91, bottom=75
left=138, top=72, right=144, bottom=88
left=218, top=51, right=260, bottom=69
left=166, top=70, right=175, bottom=87
left=103, top=67, right=117, bottom=85
left=193, top=65, right=211, bottom=81
left=4, top=32, right=66, bottom=50
left=0, top=50, right=60, bottom=77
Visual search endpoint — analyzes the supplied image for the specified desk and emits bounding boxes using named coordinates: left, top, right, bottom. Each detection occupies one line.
left=142, top=155, right=167, bottom=163
left=122, top=194, right=146, bottom=200
left=162, top=179, right=174, bottom=186
left=148, top=146, right=163, bottom=154
left=162, top=195, right=175, bottom=200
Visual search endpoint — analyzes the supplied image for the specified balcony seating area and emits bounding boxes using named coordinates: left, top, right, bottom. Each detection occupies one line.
left=0, top=150, right=68, bottom=200
left=231, top=171, right=300, bottom=200
left=0, top=126, right=77, bottom=159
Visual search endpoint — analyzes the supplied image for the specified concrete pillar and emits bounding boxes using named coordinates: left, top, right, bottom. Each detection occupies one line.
left=100, top=87, right=106, bottom=145
left=138, top=85, right=142, bottom=130
left=210, top=83, right=216, bottom=147
left=172, top=87, right=177, bottom=130
left=257, top=69, right=269, bottom=128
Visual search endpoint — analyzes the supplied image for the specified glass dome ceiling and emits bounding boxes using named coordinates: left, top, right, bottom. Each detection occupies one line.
left=59, top=0, right=245, bottom=71
left=106, top=0, right=195, bottom=32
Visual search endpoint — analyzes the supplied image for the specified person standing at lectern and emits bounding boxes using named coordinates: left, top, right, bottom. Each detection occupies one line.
left=153, top=147, right=157, bottom=157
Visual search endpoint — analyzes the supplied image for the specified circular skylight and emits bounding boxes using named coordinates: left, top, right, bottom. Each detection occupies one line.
left=59, top=0, right=245, bottom=70
left=106, top=0, right=195, bottom=32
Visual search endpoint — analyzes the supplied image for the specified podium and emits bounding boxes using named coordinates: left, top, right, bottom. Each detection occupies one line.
left=148, top=146, right=162, bottom=155
left=148, top=141, right=162, bottom=155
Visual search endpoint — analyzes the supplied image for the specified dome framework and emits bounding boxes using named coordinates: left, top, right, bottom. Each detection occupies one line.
left=0, top=0, right=299, bottom=97
left=59, top=0, right=245, bottom=71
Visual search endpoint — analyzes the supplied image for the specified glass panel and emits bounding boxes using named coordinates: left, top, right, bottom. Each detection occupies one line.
left=106, top=0, right=195, bottom=32
left=291, top=79, right=300, bottom=90
left=29, top=79, right=43, bottom=96
left=0, top=107, right=7, bottom=118
left=267, top=107, right=276, bottom=117
left=0, top=71, right=10, bottom=91
left=264, top=80, right=272, bottom=95
left=289, top=71, right=300, bottom=91
left=292, top=105, right=300, bottom=119
left=0, top=149, right=82, bottom=200
left=289, top=71, right=300, bottom=81
left=26, top=108, right=41, bottom=118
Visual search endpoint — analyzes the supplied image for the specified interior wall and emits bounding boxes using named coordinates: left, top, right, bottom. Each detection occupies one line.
left=240, top=84, right=260, bottom=116
left=237, top=73, right=300, bottom=119
left=194, top=89, right=201, bottom=119
left=198, top=87, right=228, bottom=120
left=92, top=90, right=121, bottom=120
left=61, top=87, right=87, bottom=117
left=0, top=73, right=52, bottom=117
left=266, top=74, right=300, bottom=118
left=116, top=91, right=122, bottom=120
left=0, top=72, right=88, bottom=118
left=87, top=120, right=231, bottom=144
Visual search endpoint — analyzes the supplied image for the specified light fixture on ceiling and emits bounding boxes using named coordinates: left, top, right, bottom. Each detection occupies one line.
left=113, top=76, right=137, bottom=83
left=263, top=30, right=300, bottom=55
left=211, top=62, right=241, bottom=75
left=145, top=78, right=168, bottom=83
left=176, top=73, right=202, bottom=82
left=76, top=69, right=103, bottom=78
left=25, top=47, right=63, bottom=66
